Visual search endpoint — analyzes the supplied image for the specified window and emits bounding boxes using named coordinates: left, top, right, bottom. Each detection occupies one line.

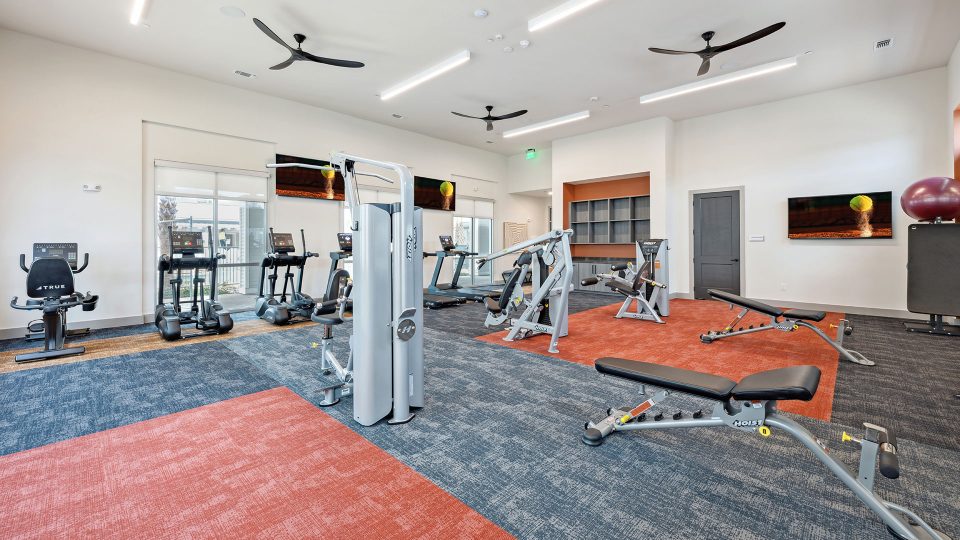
left=154, top=163, right=268, bottom=311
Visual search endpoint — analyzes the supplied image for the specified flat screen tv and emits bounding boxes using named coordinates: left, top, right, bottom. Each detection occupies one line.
left=274, top=153, right=345, bottom=201
left=414, top=176, right=456, bottom=211
left=788, top=191, right=893, bottom=239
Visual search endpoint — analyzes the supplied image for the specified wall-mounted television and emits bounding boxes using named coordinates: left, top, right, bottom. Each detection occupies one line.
left=788, top=191, right=893, bottom=239
left=414, top=176, right=456, bottom=211
left=274, top=153, right=345, bottom=201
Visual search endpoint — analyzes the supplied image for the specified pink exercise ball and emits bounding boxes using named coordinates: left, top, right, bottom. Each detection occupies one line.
left=900, top=177, right=960, bottom=222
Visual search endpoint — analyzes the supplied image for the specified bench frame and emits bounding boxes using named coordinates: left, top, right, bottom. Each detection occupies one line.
left=584, top=381, right=948, bottom=540
left=702, top=295, right=874, bottom=366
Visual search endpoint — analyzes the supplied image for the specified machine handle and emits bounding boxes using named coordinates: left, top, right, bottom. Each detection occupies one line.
left=610, top=263, right=628, bottom=271
left=878, top=431, right=900, bottom=479
left=217, top=253, right=227, bottom=260
left=19, top=254, right=29, bottom=272
left=476, top=258, right=488, bottom=269
left=74, top=253, right=90, bottom=273
left=9, top=297, right=34, bottom=310
left=731, top=258, right=740, bottom=262
left=580, top=277, right=599, bottom=286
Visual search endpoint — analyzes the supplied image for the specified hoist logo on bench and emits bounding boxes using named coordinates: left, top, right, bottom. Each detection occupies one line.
left=733, top=419, right=763, bottom=428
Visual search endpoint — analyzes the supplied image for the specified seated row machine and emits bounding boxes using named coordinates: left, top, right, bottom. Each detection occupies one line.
left=583, top=358, right=949, bottom=540
left=701, top=289, right=874, bottom=366
left=10, top=243, right=99, bottom=363
left=580, top=239, right=670, bottom=323
left=479, top=229, right=574, bottom=354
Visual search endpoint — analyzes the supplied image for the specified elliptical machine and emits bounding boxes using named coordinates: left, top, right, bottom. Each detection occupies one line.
left=255, top=229, right=319, bottom=325
left=155, top=226, right=234, bottom=341
left=10, top=243, right=99, bottom=363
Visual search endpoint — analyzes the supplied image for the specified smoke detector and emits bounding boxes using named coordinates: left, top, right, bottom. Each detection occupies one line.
left=474, top=8, right=488, bottom=18
left=874, top=38, right=893, bottom=51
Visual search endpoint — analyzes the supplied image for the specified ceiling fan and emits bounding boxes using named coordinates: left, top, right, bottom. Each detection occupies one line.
left=451, top=105, right=528, bottom=131
left=649, top=22, right=786, bottom=76
left=253, top=18, right=364, bottom=70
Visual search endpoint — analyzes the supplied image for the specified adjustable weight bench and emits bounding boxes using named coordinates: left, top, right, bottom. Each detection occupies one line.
left=701, top=289, right=874, bottom=366
left=583, top=358, right=949, bottom=540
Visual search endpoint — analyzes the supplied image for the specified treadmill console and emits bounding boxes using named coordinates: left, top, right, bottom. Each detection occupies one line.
left=439, top=235, right=456, bottom=251
left=271, top=233, right=296, bottom=254
left=337, top=233, right=353, bottom=253
left=171, top=231, right=204, bottom=255
left=32, top=242, right=79, bottom=269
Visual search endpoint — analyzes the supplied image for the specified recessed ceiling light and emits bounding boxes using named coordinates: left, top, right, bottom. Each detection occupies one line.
left=519, top=40, right=531, bottom=49
left=380, top=50, right=471, bottom=101
left=474, top=8, right=489, bottom=18
left=528, top=0, right=605, bottom=32
left=638, top=56, right=798, bottom=104
left=129, top=0, right=149, bottom=25
left=392, top=113, right=404, bottom=119
left=219, top=6, right=246, bottom=18
left=589, top=96, right=599, bottom=102
left=502, top=110, right=590, bottom=138
left=503, top=46, right=514, bottom=53
left=486, top=140, right=494, bottom=144
left=234, top=70, right=256, bottom=78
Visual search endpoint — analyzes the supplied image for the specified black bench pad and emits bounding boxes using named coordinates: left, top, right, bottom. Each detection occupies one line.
left=604, top=277, right=638, bottom=296
left=595, top=358, right=736, bottom=401
left=783, top=309, right=826, bottom=322
left=732, top=366, right=821, bottom=401
left=595, top=358, right=822, bottom=402
left=708, top=289, right=783, bottom=317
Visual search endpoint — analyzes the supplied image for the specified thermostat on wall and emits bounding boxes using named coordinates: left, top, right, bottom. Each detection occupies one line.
left=749, top=235, right=765, bottom=242
left=82, top=184, right=102, bottom=192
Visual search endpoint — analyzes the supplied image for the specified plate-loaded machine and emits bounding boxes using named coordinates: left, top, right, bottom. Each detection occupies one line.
left=582, top=358, right=949, bottom=540
left=155, top=227, right=234, bottom=341
left=701, top=289, right=873, bottom=366
left=480, top=229, right=574, bottom=354
left=426, top=235, right=499, bottom=302
left=255, top=229, right=319, bottom=325
left=10, top=243, right=99, bottom=363
left=581, top=239, right=670, bottom=323
left=268, top=152, right=424, bottom=426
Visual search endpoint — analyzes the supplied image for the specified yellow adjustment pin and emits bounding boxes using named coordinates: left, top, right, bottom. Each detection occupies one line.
left=842, top=432, right=852, bottom=442
left=311, top=342, right=319, bottom=348
left=620, top=415, right=631, bottom=424
left=758, top=426, right=771, bottom=437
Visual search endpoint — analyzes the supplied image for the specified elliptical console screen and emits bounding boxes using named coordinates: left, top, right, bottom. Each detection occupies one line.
left=337, top=233, right=353, bottom=252
left=171, top=231, right=204, bottom=254
left=271, top=233, right=296, bottom=253
left=33, top=242, right=79, bottom=269
left=439, top=235, right=456, bottom=251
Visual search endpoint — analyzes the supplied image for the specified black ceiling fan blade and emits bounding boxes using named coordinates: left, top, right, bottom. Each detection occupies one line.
left=253, top=18, right=294, bottom=51
left=648, top=47, right=698, bottom=55
left=697, top=57, right=711, bottom=76
left=714, top=21, right=786, bottom=53
left=452, top=111, right=485, bottom=119
left=300, top=51, right=365, bottom=68
left=491, top=110, right=528, bottom=121
left=269, top=56, right=297, bottom=70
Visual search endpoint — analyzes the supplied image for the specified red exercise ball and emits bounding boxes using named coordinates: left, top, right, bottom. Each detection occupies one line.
left=900, top=177, right=960, bottom=222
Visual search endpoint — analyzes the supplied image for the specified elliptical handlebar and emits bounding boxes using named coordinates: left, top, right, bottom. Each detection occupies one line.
left=19, top=254, right=28, bottom=272
left=18, top=252, right=89, bottom=273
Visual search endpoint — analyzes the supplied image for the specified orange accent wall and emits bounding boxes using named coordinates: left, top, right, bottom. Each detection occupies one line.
left=562, top=175, right=650, bottom=258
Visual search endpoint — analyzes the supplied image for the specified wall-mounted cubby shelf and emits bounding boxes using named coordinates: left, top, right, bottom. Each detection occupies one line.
left=570, top=196, right=650, bottom=244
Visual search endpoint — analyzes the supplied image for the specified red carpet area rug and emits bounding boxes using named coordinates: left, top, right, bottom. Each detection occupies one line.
left=478, top=298, right=844, bottom=421
left=0, top=387, right=510, bottom=539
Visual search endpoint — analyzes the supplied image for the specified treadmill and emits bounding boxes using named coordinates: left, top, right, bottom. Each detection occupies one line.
left=426, top=235, right=500, bottom=302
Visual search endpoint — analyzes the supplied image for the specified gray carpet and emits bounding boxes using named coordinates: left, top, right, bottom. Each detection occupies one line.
left=835, top=314, right=960, bottom=451
left=223, top=321, right=960, bottom=540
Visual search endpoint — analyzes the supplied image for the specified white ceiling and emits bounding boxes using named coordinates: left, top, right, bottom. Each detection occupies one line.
left=1, top=0, right=959, bottom=155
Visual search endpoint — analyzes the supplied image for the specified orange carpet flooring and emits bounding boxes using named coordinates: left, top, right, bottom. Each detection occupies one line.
left=477, top=298, right=844, bottom=421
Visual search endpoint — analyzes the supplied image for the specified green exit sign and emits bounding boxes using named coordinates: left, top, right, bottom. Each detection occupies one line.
left=525, top=148, right=537, bottom=160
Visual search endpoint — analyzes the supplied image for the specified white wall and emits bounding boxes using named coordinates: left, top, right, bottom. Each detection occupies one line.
left=0, top=29, right=543, bottom=333
left=507, top=148, right=552, bottom=194
left=550, top=117, right=674, bottom=238
left=949, top=38, right=960, bottom=112
left=546, top=69, right=952, bottom=314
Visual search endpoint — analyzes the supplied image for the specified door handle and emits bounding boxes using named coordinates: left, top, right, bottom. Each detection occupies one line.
left=730, top=258, right=740, bottom=262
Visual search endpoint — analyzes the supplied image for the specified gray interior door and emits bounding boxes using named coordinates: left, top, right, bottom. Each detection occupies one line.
left=693, top=191, right=741, bottom=299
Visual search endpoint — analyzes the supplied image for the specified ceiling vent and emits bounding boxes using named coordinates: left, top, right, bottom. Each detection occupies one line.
left=874, top=38, right=893, bottom=51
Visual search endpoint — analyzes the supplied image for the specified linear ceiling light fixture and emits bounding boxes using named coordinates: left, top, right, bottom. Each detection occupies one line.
left=639, top=56, right=798, bottom=104
left=380, top=50, right=471, bottom=101
left=528, top=0, right=605, bottom=32
left=129, top=0, right=149, bottom=25
left=502, top=110, right=590, bottom=138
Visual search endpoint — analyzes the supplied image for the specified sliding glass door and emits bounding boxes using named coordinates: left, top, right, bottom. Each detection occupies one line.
left=154, top=164, right=268, bottom=312
left=452, top=215, right=493, bottom=285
